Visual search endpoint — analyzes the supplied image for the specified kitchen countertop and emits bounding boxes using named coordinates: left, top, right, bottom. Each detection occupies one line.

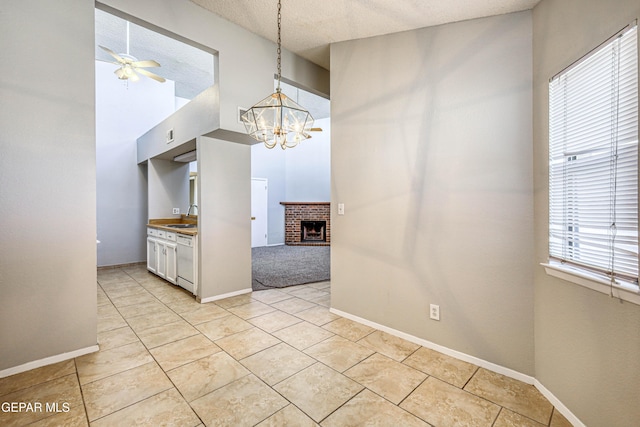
left=148, top=216, right=198, bottom=235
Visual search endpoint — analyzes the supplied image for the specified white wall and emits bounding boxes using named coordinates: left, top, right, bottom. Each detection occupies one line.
left=136, top=85, right=219, bottom=163
left=0, top=0, right=97, bottom=372
left=147, top=158, right=190, bottom=219
left=96, top=61, right=176, bottom=266
left=532, top=1, right=640, bottom=425
left=331, top=12, right=534, bottom=374
left=197, top=137, right=251, bottom=299
left=285, top=118, right=331, bottom=201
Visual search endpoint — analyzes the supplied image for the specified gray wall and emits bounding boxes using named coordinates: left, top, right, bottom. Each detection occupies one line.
left=197, top=137, right=252, bottom=299
left=330, top=12, right=535, bottom=374
left=0, top=0, right=97, bottom=371
left=532, top=0, right=640, bottom=425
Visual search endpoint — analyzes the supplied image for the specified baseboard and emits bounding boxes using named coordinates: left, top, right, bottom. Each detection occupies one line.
left=199, top=287, right=252, bottom=304
left=534, top=380, right=585, bottom=427
left=0, top=345, right=99, bottom=379
left=330, top=307, right=535, bottom=384
left=97, top=261, right=145, bottom=270
left=330, top=307, right=586, bottom=426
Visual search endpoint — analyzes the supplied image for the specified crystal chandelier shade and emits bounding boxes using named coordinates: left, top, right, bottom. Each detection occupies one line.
left=242, top=91, right=314, bottom=149
left=240, top=0, right=314, bottom=150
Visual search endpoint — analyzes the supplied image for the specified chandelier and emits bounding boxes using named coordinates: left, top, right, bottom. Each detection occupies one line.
left=240, top=0, right=315, bottom=149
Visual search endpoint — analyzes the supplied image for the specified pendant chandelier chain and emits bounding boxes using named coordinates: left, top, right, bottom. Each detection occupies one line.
left=239, top=0, right=316, bottom=150
left=276, top=0, right=282, bottom=91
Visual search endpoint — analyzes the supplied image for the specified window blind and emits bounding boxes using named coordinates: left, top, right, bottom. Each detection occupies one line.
left=549, top=24, right=639, bottom=283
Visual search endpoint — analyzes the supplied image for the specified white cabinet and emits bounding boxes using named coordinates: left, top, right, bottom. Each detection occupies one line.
left=156, top=240, right=177, bottom=284
left=147, top=236, right=158, bottom=274
left=147, top=228, right=177, bottom=284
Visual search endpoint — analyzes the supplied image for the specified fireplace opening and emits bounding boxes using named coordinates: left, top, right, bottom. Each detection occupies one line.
left=301, top=221, right=327, bottom=242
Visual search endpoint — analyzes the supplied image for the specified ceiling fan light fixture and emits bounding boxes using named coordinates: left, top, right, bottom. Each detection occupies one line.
left=98, top=22, right=165, bottom=84
left=241, top=0, right=314, bottom=150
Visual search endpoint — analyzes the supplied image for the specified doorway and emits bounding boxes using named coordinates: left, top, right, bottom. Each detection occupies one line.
left=251, top=178, right=268, bottom=247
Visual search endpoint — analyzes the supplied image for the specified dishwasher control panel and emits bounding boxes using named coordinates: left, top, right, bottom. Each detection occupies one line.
left=177, top=235, right=193, bottom=247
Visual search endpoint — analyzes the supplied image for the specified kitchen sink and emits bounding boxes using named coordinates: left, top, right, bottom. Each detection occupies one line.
left=164, top=224, right=197, bottom=229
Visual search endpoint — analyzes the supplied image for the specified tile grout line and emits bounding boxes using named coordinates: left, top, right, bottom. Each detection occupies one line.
left=95, top=271, right=210, bottom=425
left=95, top=267, right=560, bottom=426
left=73, top=358, right=91, bottom=426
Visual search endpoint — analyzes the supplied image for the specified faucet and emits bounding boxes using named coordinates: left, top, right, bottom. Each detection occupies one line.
left=187, top=204, right=198, bottom=217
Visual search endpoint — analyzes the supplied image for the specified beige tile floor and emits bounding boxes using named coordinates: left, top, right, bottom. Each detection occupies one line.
left=0, top=265, right=574, bottom=427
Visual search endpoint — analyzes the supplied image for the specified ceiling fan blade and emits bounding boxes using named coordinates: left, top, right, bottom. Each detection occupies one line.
left=310, top=128, right=323, bottom=132
left=136, top=68, right=166, bottom=83
left=99, top=45, right=125, bottom=64
left=131, top=60, right=160, bottom=68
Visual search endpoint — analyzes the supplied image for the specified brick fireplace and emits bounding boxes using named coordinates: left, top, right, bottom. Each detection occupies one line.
left=281, top=202, right=330, bottom=246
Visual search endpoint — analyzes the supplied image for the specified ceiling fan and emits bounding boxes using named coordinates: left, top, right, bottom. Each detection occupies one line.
left=99, top=46, right=165, bottom=83
left=98, top=22, right=165, bottom=83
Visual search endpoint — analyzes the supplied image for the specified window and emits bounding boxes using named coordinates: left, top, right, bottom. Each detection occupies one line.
left=548, top=24, right=639, bottom=291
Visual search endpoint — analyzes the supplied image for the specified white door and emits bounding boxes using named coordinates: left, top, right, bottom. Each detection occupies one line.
left=251, top=178, right=268, bottom=247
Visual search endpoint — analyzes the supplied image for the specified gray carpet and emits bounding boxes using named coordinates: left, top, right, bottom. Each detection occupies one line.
left=252, top=245, right=330, bottom=291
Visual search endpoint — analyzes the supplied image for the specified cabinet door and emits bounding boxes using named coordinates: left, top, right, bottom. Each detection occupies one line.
left=165, top=242, right=177, bottom=284
left=147, top=237, right=158, bottom=274
left=156, top=241, right=167, bottom=279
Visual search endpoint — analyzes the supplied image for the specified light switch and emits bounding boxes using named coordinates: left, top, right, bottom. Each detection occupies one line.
left=338, top=203, right=345, bottom=215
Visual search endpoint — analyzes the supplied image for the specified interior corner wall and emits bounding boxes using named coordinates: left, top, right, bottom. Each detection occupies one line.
left=197, top=137, right=251, bottom=299
left=0, top=0, right=97, bottom=371
left=532, top=1, right=640, bottom=426
left=147, top=158, right=190, bottom=219
left=330, top=11, right=535, bottom=374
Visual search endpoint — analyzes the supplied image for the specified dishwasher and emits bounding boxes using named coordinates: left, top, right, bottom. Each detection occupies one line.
left=176, top=234, right=195, bottom=294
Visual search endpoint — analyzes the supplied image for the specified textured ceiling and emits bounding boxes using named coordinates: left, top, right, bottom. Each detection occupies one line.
left=189, top=0, right=541, bottom=70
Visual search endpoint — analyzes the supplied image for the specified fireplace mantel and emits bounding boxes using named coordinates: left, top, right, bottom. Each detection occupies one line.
left=280, top=202, right=330, bottom=206
left=280, top=202, right=331, bottom=246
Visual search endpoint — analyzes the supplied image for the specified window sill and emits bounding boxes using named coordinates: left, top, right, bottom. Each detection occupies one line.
left=542, top=262, right=640, bottom=306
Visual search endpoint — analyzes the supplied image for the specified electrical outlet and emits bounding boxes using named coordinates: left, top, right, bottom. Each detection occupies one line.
left=430, top=304, right=440, bottom=321
left=172, top=208, right=180, bottom=215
